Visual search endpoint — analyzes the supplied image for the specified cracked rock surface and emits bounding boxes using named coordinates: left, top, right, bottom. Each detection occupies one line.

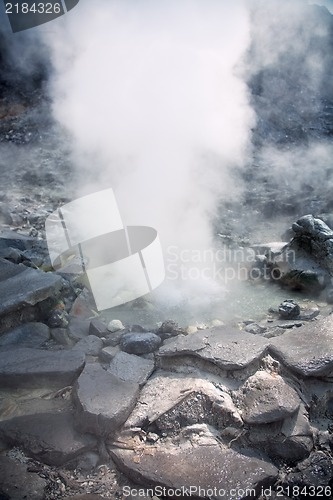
left=269, top=315, right=333, bottom=377
left=158, top=326, right=270, bottom=371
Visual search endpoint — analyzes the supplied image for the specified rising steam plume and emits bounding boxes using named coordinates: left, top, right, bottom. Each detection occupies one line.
left=44, top=0, right=254, bottom=297
left=42, top=0, right=333, bottom=305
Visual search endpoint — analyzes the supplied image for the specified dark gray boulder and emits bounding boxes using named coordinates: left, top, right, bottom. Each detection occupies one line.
left=0, top=229, right=47, bottom=252
left=278, top=300, right=300, bottom=319
left=120, top=332, right=162, bottom=355
left=268, top=405, right=313, bottom=462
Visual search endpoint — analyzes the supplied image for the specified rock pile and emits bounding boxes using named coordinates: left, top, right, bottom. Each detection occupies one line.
left=251, top=214, right=333, bottom=295
left=0, top=244, right=333, bottom=500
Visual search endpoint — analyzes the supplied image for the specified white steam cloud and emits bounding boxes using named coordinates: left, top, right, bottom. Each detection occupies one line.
left=44, top=0, right=333, bottom=310
left=44, top=0, right=254, bottom=297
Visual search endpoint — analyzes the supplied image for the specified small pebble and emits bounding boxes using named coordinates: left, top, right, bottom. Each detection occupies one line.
left=107, top=319, right=125, bottom=333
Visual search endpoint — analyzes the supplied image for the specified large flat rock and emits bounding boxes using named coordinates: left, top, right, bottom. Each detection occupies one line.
left=73, top=364, right=140, bottom=436
left=108, top=351, right=155, bottom=386
left=0, top=348, right=85, bottom=388
left=0, top=258, right=62, bottom=318
left=0, top=412, right=96, bottom=466
left=110, top=430, right=278, bottom=498
left=158, top=326, right=269, bottom=370
left=0, top=322, right=50, bottom=350
left=269, top=316, right=333, bottom=376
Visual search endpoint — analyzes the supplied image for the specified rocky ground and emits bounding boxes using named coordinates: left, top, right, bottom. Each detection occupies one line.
left=1, top=101, right=333, bottom=499
left=1, top=238, right=333, bottom=500
left=1, top=4, right=333, bottom=499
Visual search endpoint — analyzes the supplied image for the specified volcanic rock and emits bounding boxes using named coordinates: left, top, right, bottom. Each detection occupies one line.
left=244, top=323, right=267, bottom=335
left=0, top=386, right=72, bottom=422
left=0, top=412, right=96, bottom=466
left=47, top=308, right=69, bottom=328
left=292, top=214, right=333, bottom=245
left=278, top=300, right=300, bottom=319
left=99, top=345, right=121, bottom=362
left=0, top=229, right=47, bottom=252
left=50, top=327, right=75, bottom=347
left=110, top=428, right=278, bottom=498
left=0, top=257, right=62, bottom=333
left=73, top=364, right=140, bottom=436
left=108, top=351, right=155, bottom=386
left=247, top=404, right=313, bottom=463
left=103, top=330, right=124, bottom=347
left=125, top=372, right=242, bottom=431
left=158, top=326, right=269, bottom=371
left=239, top=370, right=301, bottom=424
left=0, top=348, right=85, bottom=388
left=68, top=318, right=90, bottom=341
left=157, top=320, right=181, bottom=340
left=0, top=322, right=50, bottom=350
left=0, top=246, right=22, bottom=263
left=73, top=335, right=103, bottom=356
left=264, top=215, right=333, bottom=293
left=89, top=318, right=108, bottom=337
left=269, top=315, right=333, bottom=377
left=281, top=450, right=333, bottom=489
left=0, top=455, right=47, bottom=499
left=120, top=332, right=162, bottom=355
left=268, top=404, right=313, bottom=462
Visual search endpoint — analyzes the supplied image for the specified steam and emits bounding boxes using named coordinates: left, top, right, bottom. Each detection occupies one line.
left=43, top=0, right=255, bottom=301
left=247, top=0, right=333, bottom=217
left=43, top=0, right=333, bottom=309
